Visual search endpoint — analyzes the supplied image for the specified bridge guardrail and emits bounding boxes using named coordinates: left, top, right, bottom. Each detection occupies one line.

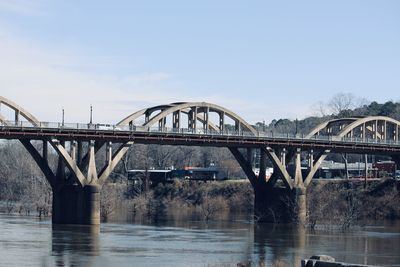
left=1, top=120, right=399, bottom=147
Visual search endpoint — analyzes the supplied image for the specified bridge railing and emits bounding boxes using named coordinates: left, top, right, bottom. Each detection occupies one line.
left=1, top=120, right=400, bottom=146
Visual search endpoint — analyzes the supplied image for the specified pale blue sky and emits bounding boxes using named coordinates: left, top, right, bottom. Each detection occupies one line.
left=0, top=0, right=399, bottom=124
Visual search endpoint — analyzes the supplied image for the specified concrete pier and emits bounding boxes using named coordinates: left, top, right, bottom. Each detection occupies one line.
left=294, top=187, right=307, bottom=225
left=254, top=186, right=307, bottom=224
left=52, top=184, right=100, bottom=225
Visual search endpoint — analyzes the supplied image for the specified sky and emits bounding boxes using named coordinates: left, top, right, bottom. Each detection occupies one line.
left=0, top=0, right=399, bottom=125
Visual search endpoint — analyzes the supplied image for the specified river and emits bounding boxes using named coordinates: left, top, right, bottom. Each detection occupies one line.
left=0, top=215, right=399, bottom=267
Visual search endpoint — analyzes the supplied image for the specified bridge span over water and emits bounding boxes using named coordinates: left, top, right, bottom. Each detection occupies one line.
left=1, top=96, right=399, bottom=225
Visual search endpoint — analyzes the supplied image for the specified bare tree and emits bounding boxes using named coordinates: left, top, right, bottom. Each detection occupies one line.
left=0, top=141, right=52, bottom=216
left=149, top=145, right=177, bottom=169
left=329, top=93, right=355, bottom=115
left=199, top=187, right=228, bottom=221
left=342, top=154, right=350, bottom=179
left=100, top=182, right=125, bottom=222
left=312, top=101, right=329, bottom=117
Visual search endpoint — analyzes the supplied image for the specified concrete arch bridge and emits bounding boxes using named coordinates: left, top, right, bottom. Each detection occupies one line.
left=1, top=96, right=399, bottom=225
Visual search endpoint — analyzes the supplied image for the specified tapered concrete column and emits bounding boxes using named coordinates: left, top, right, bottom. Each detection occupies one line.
left=52, top=184, right=100, bottom=225
left=294, top=149, right=303, bottom=187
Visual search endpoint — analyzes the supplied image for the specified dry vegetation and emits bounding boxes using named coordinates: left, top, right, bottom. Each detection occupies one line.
left=306, top=179, right=400, bottom=229
left=124, top=180, right=254, bottom=223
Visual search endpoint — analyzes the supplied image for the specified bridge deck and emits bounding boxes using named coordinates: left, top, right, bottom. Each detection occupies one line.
left=1, top=125, right=400, bottom=155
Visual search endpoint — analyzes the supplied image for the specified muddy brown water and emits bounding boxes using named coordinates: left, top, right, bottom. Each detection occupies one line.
left=0, top=215, right=399, bottom=266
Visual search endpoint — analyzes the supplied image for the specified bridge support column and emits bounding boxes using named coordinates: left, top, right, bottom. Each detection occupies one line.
left=293, top=186, right=307, bottom=225
left=52, top=184, right=100, bottom=225
left=46, top=139, right=133, bottom=225
left=253, top=184, right=307, bottom=224
left=254, top=185, right=289, bottom=222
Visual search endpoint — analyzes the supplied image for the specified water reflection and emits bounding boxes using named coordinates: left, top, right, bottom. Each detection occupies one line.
left=51, top=225, right=100, bottom=267
left=0, top=215, right=399, bottom=267
left=252, top=224, right=306, bottom=266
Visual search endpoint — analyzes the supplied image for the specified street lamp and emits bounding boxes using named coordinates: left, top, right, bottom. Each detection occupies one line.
left=62, top=107, right=65, bottom=126
left=90, top=105, right=93, bottom=124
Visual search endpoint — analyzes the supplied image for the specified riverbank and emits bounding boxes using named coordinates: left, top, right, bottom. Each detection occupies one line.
left=1, top=179, right=399, bottom=228
left=103, top=178, right=400, bottom=227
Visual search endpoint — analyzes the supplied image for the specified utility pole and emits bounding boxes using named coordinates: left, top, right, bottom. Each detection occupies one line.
left=62, top=107, right=65, bottom=126
left=364, top=154, right=368, bottom=188
left=90, top=105, right=93, bottom=124
left=342, top=153, right=349, bottom=180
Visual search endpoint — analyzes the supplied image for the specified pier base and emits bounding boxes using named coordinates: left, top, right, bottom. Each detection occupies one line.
left=52, top=184, right=100, bottom=225
left=254, top=186, right=307, bottom=224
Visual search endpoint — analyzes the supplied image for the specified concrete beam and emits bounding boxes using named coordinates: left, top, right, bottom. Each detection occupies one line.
left=263, top=147, right=293, bottom=190
left=229, top=147, right=257, bottom=188
left=98, top=141, right=134, bottom=186
left=20, top=140, right=56, bottom=189
left=50, top=139, right=87, bottom=187
left=304, top=150, right=330, bottom=187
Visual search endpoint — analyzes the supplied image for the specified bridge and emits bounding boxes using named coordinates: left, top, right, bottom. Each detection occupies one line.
left=1, top=96, right=400, bottom=225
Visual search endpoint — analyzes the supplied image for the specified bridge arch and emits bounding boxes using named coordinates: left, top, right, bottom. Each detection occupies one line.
left=0, top=96, right=39, bottom=126
left=337, top=116, right=400, bottom=141
left=307, top=116, right=400, bottom=142
left=118, top=104, right=175, bottom=126
left=118, top=102, right=258, bottom=135
left=306, top=118, right=359, bottom=138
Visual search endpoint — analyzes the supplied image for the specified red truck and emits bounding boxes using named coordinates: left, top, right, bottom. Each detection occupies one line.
left=372, top=161, right=397, bottom=178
